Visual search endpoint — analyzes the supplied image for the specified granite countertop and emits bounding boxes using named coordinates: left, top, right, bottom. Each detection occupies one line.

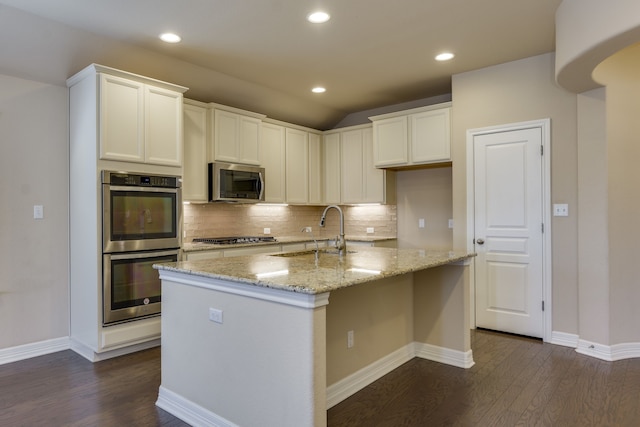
left=181, top=235, right=397, bottom=252
left=155, top=246, right=474, bottom=295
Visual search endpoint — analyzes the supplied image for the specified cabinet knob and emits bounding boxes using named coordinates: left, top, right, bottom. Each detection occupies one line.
left=476, top=238, right=485, bottom=245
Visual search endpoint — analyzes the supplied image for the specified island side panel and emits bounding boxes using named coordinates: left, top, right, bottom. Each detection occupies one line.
left=413, top=264, right=472, bottom=361
left=159, top=277, right=327, bottom=426
left=326, top=274, right=414, bottom=387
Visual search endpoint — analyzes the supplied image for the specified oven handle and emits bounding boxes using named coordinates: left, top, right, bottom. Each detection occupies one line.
left=106, top=249, right=180, bottom=261
left=106, top=185, right=180, bottom=194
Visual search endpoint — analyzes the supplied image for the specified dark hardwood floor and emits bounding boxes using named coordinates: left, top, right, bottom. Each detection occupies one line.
left=2, top=330, right=640, bottom=426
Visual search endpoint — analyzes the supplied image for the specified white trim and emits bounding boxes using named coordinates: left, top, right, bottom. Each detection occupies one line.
left=414, top=342, right=475, bottom=368
left=157, top=269, right=330, bottom=309
left=70, top=337, right=161, bottom=362
left=0, top=337, right=70, bottom=365
left=576, top=339, right=640, bottom=362
left=465, top=119, right=552, bottom=342
left=156, top=386, right=238, bottom=427
left=326, top=341, right=474, bottom=408
left=326, top=344, right=415, bottom=408
left=550, top=331, right=579, bottom=348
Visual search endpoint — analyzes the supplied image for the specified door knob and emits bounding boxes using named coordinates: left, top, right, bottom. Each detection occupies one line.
left=476, top=238, right=485, bottom=245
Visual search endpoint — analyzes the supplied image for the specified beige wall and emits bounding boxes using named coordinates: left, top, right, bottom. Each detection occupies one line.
left=0, top=74, right=69, bottom=349
left=183, top=203, right=397, bottom=242
left=451, top=53, right=579, bottom=334
left=593, top=43, right=640, bottom=344
left=396, top=166, right=453, bottom=249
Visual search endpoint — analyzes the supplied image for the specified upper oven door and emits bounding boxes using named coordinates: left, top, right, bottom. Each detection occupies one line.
left=103, top=184, right=181, bottom=253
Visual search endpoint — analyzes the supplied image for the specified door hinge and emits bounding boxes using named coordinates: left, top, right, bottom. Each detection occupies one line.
left=540, top=145, right=544, bottom=155
left=541, top=223, right=544, bottom=233
left=542, top=301, right=545, bottom=311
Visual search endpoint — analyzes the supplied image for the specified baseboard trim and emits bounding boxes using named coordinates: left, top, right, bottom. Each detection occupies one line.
left=551, top=331, right=579, bottom=348
left=0, top=337, right=70, bottom=366
left=326, top=341, right=474, bottom=408
left=326, top=344, right=415, bottom=408
left=70, top=338, right=161, bottom=362
left=156, top=385, right=238, bottom=427
left=414, top=342, right=475, bottom=368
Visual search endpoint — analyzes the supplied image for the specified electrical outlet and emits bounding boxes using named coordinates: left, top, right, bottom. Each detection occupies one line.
left=418, top=218, right=425, bottom=228
left=264, top=227, right=271, bottom=234
left=304, top=226, right=312, bottom=232
left=448, top=219, right=454, bottom=229
left=347, top=330, right=354, bottom=348
left=209, top=308, right=223, bottom=324
left=366, top=227, right=374, bottom=234
left=553, top=204, right=569, bottom=217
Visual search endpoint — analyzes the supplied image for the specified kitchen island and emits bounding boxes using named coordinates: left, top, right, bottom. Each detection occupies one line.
left=154, top=246, right=474, bottom=427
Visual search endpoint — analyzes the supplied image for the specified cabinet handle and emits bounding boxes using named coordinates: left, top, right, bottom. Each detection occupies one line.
left=476, top=238, right=485, bottom=245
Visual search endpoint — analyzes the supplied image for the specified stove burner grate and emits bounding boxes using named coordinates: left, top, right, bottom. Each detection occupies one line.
left=192, top=236, right=277, bottom=245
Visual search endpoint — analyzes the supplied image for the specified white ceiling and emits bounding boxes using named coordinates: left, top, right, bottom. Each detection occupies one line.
left=0, top=0, right=562, bottom=129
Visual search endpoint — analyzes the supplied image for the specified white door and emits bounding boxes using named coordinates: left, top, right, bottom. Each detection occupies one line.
left=473, top=127, right=544, bottom=338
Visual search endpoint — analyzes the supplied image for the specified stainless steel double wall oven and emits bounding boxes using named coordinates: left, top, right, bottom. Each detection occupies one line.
left=101, top=171, right=181, bottom=325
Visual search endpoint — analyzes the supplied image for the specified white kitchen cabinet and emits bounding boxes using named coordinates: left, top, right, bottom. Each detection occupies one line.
left=370, top=102, right=451, bottom=168
left=67, top=64, right=188, bottom=361
left=336, top=124, right=395, bottom=204
left=182, top=100, right=209, bottom=202
left=260, top=122, right=287, bottom=203
left=212, top=107, right=264, bottom=166
left=285, top=127, right=309, bottom=204
left=323, top=132, right=341, bottom=204
left=98, top=71, right=185, bottom=167
left=308, top=132, right=323, bottom=204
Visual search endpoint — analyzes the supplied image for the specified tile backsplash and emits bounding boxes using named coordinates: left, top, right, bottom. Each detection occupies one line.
left=183, top=203, right=397, bottom=242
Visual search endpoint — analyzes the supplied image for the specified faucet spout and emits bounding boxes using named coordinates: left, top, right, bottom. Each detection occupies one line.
left=319, top=205, right=346, bottom=255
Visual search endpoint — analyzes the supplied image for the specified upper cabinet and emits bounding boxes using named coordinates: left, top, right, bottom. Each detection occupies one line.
left=285, top=127, right=309, bottom=204
left=182, top=100, right=209, bottom=202
left=211, top=105, right=265, bottom=166
left=88, top=67, right=187, bottom=167
left=370, top=102, right=451, bottom=168
left=324, top=124, right=396, bottom=205
left=260, top=122, right=286, bottom=203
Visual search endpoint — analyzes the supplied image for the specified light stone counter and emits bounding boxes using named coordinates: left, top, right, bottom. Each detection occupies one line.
left=155, top=247, right=472, bottom=294
left=181, top=235, right=397, bottom=253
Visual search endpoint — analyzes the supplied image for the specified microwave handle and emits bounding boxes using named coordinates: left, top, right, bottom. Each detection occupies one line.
left=258, top=171, right=265, bottom=200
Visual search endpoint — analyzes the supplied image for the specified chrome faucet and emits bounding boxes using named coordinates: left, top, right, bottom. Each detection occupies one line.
left=301, top=227, right=320, bottom=260
left=319, top=205, right=346, bottom=255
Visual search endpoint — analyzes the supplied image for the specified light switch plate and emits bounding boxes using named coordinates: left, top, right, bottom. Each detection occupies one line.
left=418, top=218, right=425, bottom=228
left=553, top=204, right=569, bottom=217
left=33, top=205, right=44, bottom=219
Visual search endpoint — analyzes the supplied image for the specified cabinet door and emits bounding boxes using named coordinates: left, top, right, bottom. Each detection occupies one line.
left=323, top=133, right=341, bottom=204
left=260, top=122, right=286, bottom=203
left=183, top=103, right=208, bottom=202
left=285, top=128, right=309, bottom=204
left=213, top=109, right=240, bottom=163
left=372, top=115, right=408, bottom=167
left=362, top=127, right=385, bottom=203
left=99, top=74, right=145, bottom=162
left=308, top=133, right=323, bottom=204
left=341, top=128, right=365, bottom=203
left=238, top=116, right=261, bottom=165
left=410, top=108, right=451, bottom=164
left=145, top=86, right=183, bottom=166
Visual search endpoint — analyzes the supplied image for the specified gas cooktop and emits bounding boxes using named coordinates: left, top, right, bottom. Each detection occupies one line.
left=192, top=236, right=277, bottom=245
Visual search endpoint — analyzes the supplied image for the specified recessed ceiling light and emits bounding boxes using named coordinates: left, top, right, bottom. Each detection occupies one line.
left=311, top=87, right=326, bottom=94
left=160, top=33, right=181, bottom=43
left=307, top=11, right=330, bottom=23
left=435, top=52, right=455, bottom=61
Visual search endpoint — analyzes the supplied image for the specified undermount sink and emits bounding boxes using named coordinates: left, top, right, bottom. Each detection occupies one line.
left=270, top=249, right=357, bottom=257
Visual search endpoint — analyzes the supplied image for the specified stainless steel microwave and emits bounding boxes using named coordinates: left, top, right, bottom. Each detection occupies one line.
left=208, top=162, right=265, bottom=202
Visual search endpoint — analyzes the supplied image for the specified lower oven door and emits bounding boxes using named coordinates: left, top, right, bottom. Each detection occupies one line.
left=103, top=249, right=179, bottom=325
